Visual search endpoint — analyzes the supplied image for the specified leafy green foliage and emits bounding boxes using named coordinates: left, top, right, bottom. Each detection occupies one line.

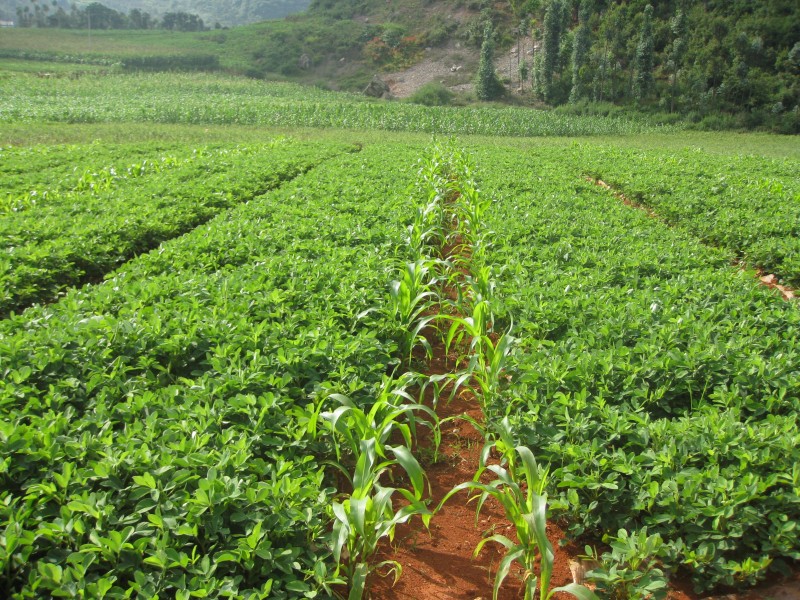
left=406, top=82, right=455, bottom=107
left=0, top=140, right=340, bottom=316
left=475, top=25, right=503, bottom=102
left=583, top=529, right=669, bottom=600
left=633, top=5, right=655, bottom=102
left=579, top=145, right=800, bottom=285
left=0, top=143, right=427, bottom=599
left=474, top=143, right=800, bottom=592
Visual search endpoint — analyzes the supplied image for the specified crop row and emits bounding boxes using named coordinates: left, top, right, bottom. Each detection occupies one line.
left=0, top=140, right=344, bottom=317
left=576, top=145, right=800, bottom=286
left=0, top=143, right=194, bottom=210
left=475, top=145, right=800, bottom=592
left=0, top=72, right=676, bottom=137
left=0, top=143, right=427, bottom=599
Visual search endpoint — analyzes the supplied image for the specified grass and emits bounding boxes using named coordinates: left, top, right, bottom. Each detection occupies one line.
left=0, top=58, right=106, bottom=74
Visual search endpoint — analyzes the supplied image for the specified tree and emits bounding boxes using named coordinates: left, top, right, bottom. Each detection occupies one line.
left=162, top=12, right=206, bottom=32
left=633, top=4, right=654, bottom=102
left=667, top=8, right=688, bottom=112
left=538, top=0, right=563, bottom=103
left=476, top=24, right=503, bottom=101
left=569, top=0, right=592, bottom=103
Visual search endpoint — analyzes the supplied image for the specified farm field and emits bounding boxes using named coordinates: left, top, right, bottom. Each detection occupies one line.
left=1, top=67, right=799, bottom=600
left=0, top=71, right=677, bottom=137
left=1, top=141, right=430, bottom=598
left=477, top=146, right=800, bottom=592
left=0, top=141, right=345, bottom=316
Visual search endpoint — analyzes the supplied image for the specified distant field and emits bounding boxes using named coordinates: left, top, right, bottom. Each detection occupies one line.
left=0, top=58, right=107, bottom=74
left=0, top=28, right=209, bottom=59
left=0, top=70, right=678, bottom=137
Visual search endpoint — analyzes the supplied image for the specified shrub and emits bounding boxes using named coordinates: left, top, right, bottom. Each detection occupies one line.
left=407, top=82, right=455, bottom=106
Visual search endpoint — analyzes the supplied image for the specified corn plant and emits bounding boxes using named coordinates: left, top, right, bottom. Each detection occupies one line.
left=329, top=437, right=432, bottom=600
left=452, top=180, right=493, bottom=247
left=313, top=375, right=440, bottom=462
left=388, top=259, right=441, bottom=362
left=442, top=302, right=516, bottom=412
left=439, top=419, right=598, bottom=600
left=443, top=299, right=493, bottom=356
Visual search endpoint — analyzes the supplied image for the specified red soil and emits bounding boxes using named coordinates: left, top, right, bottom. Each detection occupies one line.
left=368, top=334, right=576, bottom=600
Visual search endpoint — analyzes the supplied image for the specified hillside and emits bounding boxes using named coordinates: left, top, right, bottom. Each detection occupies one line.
left=2, top=0, right=798, bottom=131
left=217, top=0, right=800, bottom=132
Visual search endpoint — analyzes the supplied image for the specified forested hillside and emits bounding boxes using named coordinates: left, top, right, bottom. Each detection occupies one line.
left=516, top=0, right=799, bottom=130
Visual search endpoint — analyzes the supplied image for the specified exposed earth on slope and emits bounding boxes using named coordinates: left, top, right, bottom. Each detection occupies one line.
left=382, top=36, right=536, bottom=99
left=384, top=41, right=477, bottom=98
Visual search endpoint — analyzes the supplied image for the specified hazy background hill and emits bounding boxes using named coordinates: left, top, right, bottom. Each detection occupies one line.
left=0, top=0, right=311, bottom=26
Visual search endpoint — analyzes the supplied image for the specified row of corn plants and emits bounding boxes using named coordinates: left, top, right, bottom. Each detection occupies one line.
left=311, top=145, right=459, bottom=599
left=426, top=146, right=597, bottom=600
left=318, top=142, right=597, bottom=600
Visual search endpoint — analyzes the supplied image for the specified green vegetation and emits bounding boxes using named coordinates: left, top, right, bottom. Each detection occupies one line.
left=406, top=82, right=456, bottom=106
left=1, top=0, right=309, bottom=28
left=0, top=71, right=677, bottom=136
left=1, top=10, right=799, bottom=598
left=0, top=141, right=429, bottom=598
left=0, top=141, right=342, bottom=316
left=475, top=143, right=800, bottom=592
left=579, top=145, right=800, bottom=285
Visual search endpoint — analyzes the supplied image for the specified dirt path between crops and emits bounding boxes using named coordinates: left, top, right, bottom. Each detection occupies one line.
left=367, top=328, right=578, bottom=600
left=591, top=177, right=797, bottom=302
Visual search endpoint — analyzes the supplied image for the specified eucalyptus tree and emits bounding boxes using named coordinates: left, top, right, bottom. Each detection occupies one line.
left=633, top=4, right=655, bottom=102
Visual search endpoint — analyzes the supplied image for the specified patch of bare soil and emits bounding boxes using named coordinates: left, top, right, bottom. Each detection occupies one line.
left=384, top=42, right=478, bottom=98
left=493, top=36, right=537, bottom=95
left=383, top=34, right=538, bottom=99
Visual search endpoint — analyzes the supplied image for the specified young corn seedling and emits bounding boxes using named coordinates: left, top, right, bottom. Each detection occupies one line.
left=438, top=418, right=598, bottom=600
left=444, top=299, right=493, bottom=357
left=388, top=259, right=441, bottom=362
left=314, top=374, right=440, bottom=463
left=330, top=437, right=432, bottom=600
left=405, top=180, right=450, bottom=258
left=453, top=180, right=493, bottom=248
left=442, top=300, right=516, bottom=412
